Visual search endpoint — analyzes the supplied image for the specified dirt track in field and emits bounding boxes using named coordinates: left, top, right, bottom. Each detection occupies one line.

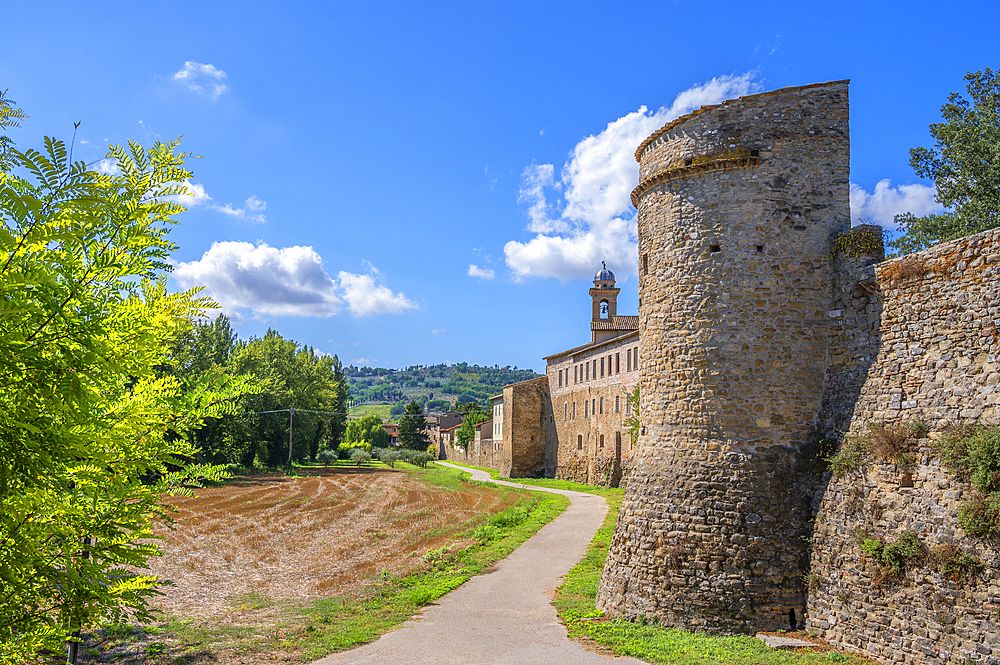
left=147, top=466, right=517, bottom=620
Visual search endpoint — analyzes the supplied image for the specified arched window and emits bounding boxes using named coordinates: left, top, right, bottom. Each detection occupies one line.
left=600, top=300, right=609, bottom=319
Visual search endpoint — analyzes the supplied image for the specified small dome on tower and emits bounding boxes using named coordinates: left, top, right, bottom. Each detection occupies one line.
left=594, top=261, right=615, bottom=284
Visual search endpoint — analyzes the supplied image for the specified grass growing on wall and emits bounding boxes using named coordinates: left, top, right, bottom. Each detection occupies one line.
left=826, top=421, right=927, bottom=477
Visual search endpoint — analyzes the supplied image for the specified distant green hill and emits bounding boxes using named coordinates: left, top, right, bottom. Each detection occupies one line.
left=345, top=362, right=541, bottom=418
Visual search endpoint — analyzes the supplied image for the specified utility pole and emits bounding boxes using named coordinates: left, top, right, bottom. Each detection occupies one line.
left=286, top=407, right=295, bottom=473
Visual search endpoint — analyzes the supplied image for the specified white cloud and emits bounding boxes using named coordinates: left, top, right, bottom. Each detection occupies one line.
left=172, top=61, right=229, bottom=99
left=95, top=159, right=121, bottom=175
left=338, top=265, right=418, bottom=316
left=172, top=241, right=342, bottom=318
left=504, top=72, right=761, bottom=282
left=468, top=264, right=495, bottom=280
left=432, top=329, right=446, bottom=335
left=214, top=195, right=267, bottom=224
left=352, top=357, right=371, bottom=365
left=517, top=163, right=561, bottom=233
left=849, top=179, right=943, bottom=228
left=173, top=243, right=417, bottom=319
left=159, top=180, right=212, bottom=207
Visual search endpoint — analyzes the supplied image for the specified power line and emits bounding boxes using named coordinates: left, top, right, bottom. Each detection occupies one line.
left=242, top=408, right=350, bottom=417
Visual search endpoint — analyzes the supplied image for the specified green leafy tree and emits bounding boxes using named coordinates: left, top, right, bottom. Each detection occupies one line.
left=398, top=400, right=429, bottom=450
left=455, top=405, right=490, bottom=450
left=890, top=69, right=1000, bottom=255
left=326, top=354, right=350, bottom=452
left=228, top=332, right=345, bottom=467
left=158, top=314, right=247, bottom=464
left=0, top=98, right=257, bottom=661
left=340, top=413, right=389, bottom=452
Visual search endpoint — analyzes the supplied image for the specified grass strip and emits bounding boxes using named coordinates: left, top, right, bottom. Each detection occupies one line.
left=552, top=493, right=873, bottom=665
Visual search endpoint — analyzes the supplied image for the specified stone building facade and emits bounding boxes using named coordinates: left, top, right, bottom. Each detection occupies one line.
left=543, top=266, right=641, bottom=483
left=441, top=266, right=641, bottom=484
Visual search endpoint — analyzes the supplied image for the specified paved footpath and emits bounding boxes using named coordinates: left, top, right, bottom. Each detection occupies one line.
left=311, top=462, right=645, bottom=665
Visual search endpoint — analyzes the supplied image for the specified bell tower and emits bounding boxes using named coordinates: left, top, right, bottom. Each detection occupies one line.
left=590, top=262, right=619, bottom=342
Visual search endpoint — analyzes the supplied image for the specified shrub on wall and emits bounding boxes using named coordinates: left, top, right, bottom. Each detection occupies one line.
left=932, top=424, right=1000, bottom=537
left=857, top=530, right=923, bottom=586
left=831, top=225, right=886, bottom=258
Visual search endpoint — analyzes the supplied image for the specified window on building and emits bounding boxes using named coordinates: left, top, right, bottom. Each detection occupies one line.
left=593, top=359, right=597, bottom=378
left=585, top=362, right=589, bottom=381
left=625, top=397, right=631, bottom=415
left=616, top=353, right=620, bottom=373
left=626, top=349, right=631, bottom=372
left=584, top=401, right=588, bottom=418
left=615, top=395, right=620, bottom=413
left=634, top=346, right=639, bottom=367
left=600, top=357, right=605, bottom=377
left=592, top=398, right=596, bottom=415
left=600, top=434, right=605, bottom=448
left=558, top=369, right=562, bottom=387
left=564, top=403, right=567, bottom=419
left=600, top=397, right=603, bottom=414
left=577, top=435, right=583, bottom=450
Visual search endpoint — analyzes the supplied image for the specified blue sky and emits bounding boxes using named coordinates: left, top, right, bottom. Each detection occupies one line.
left=2, top=1, right=996, bottom=372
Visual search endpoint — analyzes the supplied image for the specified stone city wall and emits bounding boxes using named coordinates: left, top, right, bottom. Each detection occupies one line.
left=598, top=80, right=851, bottom=633
left=437, top=430, right=500, bottom=471
left=499, top=377, right=549, bottom=478
left=808, top=227, right=1000, bottom=665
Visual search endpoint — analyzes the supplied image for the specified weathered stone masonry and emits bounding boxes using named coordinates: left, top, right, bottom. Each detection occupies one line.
left=590, top=78, right=1000, bottom=664
left=597, top=81, right=852, bottom=632
left=809, top=228, right=1000, bottom=665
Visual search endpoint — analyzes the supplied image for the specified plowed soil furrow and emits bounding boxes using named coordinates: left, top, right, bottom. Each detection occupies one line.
left=148, top=466, right=517, bottom=620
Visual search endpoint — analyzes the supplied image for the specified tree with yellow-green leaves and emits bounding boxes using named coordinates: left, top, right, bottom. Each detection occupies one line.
left=0, top=92, right=258, bottom=662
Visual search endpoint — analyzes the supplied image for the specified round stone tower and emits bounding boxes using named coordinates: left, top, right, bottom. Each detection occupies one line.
left=596, top=81, right=851, bottom=632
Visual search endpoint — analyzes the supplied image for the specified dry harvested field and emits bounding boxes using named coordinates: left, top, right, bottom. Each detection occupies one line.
left=76, top=462, right=541, bottom=664
left=149, top=465, right=517, bottom=619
